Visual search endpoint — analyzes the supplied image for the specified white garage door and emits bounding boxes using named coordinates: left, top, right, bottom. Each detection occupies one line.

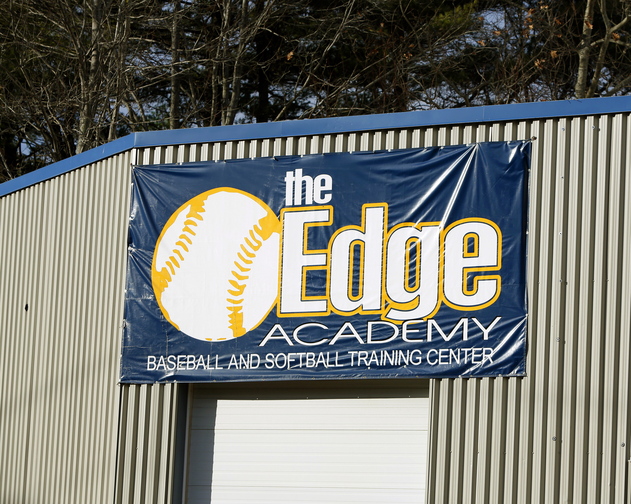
left=184, top=381, right=429, bottom=504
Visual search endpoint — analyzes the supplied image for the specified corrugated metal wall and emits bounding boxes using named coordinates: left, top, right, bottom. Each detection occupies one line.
left=116, top=383, right=183, bottom=504
left=422, top=114, right=631, bottom=504
left=0, top=153, right=131, bottom=503
left=0, top=149, right=184, bottom=504
left=427, top=114, right=631, bottom=504
left=1, top=109, right=630, bottom=503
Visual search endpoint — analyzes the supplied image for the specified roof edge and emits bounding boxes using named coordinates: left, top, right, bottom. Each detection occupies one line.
left=2, top=95, right=630, bottom=198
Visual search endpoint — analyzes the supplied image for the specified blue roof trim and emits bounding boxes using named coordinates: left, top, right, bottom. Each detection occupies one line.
left=0, top=134, right=137, bottom=198
left=2, top=95, right=630, bottom=197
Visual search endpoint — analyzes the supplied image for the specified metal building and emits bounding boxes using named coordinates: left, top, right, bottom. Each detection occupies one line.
left=1, top=96, right=630, bottom=503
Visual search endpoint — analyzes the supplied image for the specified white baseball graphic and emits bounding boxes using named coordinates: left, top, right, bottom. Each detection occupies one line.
left=152, top=188, right=281, bottom=341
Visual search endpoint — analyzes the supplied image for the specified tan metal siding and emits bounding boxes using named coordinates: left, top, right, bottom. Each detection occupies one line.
left=0, top=153, right=132, bottom=503
left=2, top=109, right=630, bottom=503
left=113, top=147, right=185, bottom=504
left=115, top=383, right=182, bottom=504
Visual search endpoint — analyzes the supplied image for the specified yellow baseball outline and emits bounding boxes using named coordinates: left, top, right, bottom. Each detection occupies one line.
left=151, top=187, right=281, bottom=340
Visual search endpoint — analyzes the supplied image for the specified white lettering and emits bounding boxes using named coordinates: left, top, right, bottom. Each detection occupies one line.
left=279, top=207, right=331, bottom=315
left=443, top=220, right=501, bottom=308
left=284, top=169, right=334, bottom=206
left=366, top=320, right=399, bottom=344
left=292, top=322, right=329, bottom=346
left=472, top=316, right=502, bottom=340
left=329, top=205, right=385, bottom=313
left=259, top=324, right=294, bottom=346
left=314, top=174, right=333, bottom=204
left=278, top=207, right=502, bottom=320
left=427, top=318, right=468, bottom=342
left=329, top=321, right=364, bottom=345
left=385, top=224, right=440, bottom=320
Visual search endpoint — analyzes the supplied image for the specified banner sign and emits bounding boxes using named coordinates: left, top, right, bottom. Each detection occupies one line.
left=121, top=142, right=529, bottom=383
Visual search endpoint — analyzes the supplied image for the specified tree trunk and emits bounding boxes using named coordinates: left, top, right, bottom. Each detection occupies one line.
left=77, top=0, right=102, bottom=154
left=170, top=1, right=182, bottom=130
left=575, top=0, right=596, bottom=98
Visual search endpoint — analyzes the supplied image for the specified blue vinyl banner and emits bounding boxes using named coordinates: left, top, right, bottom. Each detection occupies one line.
left=121, top=142, right=529, bottom=383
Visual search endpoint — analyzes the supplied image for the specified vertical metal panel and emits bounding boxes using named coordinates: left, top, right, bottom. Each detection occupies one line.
left=0, top=153, right=132, bottom=503
left=113, top=141, right=188, bottom=504
left=2, top=108, right=630, bottom=503
left=115, top=383, right=182, bottom=504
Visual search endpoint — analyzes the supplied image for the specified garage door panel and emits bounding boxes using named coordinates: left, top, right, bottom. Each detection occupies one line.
left=210, top=441, right=427, bottom=481
left=212, top=398, right=428, bottom=430
left=208, top=485, right=424, bottom=504
left=212, top=428, right=427, bottom=448
left=189, top=432, right=427, bottom=484
left=208, top=467, right=426, bottom=489
left=212, top=434, right=426, bottom=462
left=185, top=383, right=429, bottom=503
